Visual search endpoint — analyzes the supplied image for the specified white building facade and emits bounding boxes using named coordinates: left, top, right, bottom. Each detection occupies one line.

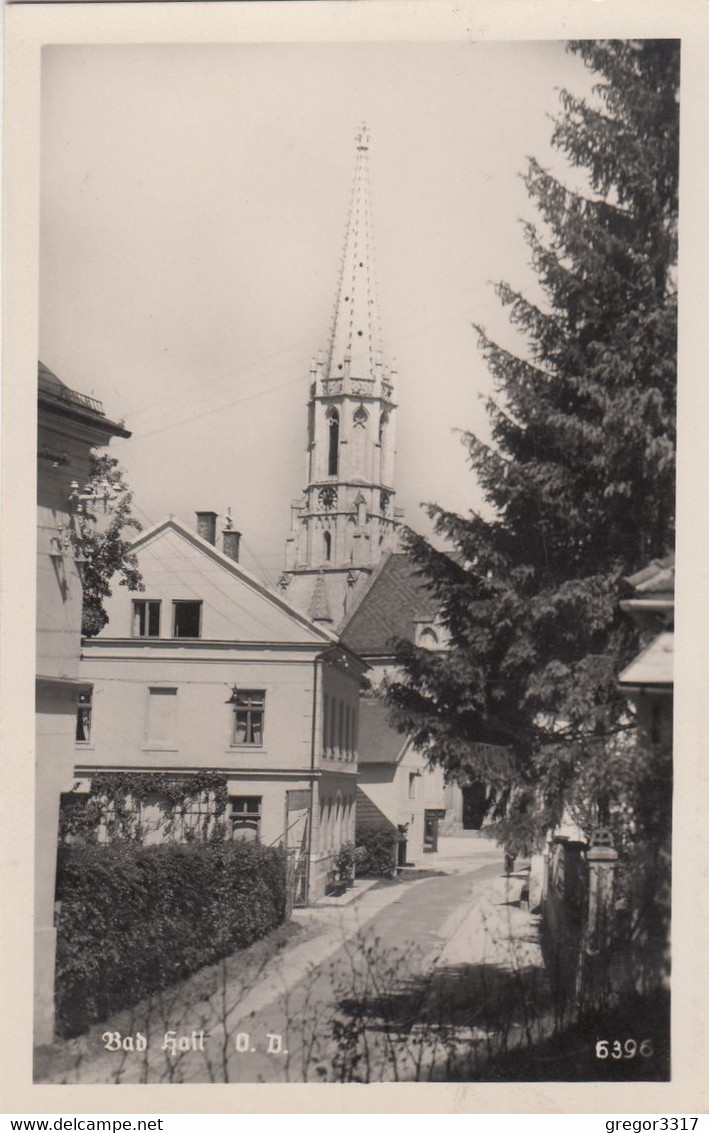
left=75, top=516, right=366, bottom=901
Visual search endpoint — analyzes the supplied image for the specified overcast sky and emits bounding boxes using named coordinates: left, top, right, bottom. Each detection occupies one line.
left=40, top=41, right=593, bottom=585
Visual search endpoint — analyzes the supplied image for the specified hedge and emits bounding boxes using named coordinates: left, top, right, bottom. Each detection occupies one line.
left=54, top=840, right=287, bottom=1037
left=354, top=825, right=399, bottom=876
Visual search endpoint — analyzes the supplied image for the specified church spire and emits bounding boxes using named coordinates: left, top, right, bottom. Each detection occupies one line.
left=283, top=126, right=403, bottom=627
left=326, top=124, right=383, bottom=387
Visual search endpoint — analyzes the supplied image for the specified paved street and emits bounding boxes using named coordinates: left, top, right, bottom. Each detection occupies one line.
left=37, top=835, right=545, bottom=1084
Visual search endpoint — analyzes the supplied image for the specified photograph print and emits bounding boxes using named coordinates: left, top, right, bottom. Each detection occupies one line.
left=33, top=37, right=677, bottom=1085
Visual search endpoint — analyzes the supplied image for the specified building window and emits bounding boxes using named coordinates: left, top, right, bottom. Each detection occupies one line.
left=327, top=408, right=340, bottom=476
left=75, top=689, right=92, bottom=743
left=146, top=687, right=177, bottom=747
left=379, top=410, right=389, bottom=445
left=353, top=404, right=368, bottom=428
left=133, top=600, right=161, bottom=637
left=338, top=701, right=344, bottom=757
left=345, top=703, right=352, bottom=757
left=323, top=530, right=332, bottom=562
left=409, top=773, right=417, bottom=800
left=173, top=600, right=202, bottom=638
left=323, top=693, right=330, bottom=755
left=232, top=796, right=262, bottom=842
left=329, top=698, right=337, bottom=754
left=232, top=690, right=265, bottom=746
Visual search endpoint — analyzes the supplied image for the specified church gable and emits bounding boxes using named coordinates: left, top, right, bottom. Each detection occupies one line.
left=99, top=520, right=335, bottom=645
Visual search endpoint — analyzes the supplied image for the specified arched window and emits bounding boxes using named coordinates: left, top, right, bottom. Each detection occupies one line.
left=419, top=626, right=439, bottom=649
left=378, top=410, right=389, bottom=445
left=353, top=404, right=368, bottom=428
left=327, top=408, right=339, bottom=475
left=323, top=530, right=332, bottom=562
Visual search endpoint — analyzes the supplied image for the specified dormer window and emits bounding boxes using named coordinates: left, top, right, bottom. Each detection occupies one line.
left=419, top=626, right=439, bottom=649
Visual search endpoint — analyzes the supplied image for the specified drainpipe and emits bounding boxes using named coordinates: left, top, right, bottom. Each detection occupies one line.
left=306, top=645, right=338, bottom=904
left=305, top=653, right=319, bottom=904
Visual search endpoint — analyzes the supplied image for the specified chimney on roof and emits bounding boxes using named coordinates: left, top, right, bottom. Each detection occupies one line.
left=221, top=508, right=241, bottom=562
left=196, top=511, right=218, bottom=546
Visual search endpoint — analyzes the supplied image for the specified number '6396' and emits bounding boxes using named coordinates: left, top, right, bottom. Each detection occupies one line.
left=596, top=1039, right=654, bottom=1059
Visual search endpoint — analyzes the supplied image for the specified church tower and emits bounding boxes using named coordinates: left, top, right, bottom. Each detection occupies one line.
left=281, top=126, right=403, bottom=626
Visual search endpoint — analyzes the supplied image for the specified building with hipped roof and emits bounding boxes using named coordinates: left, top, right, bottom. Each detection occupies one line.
left=36, top=360, right=131, bottom=1044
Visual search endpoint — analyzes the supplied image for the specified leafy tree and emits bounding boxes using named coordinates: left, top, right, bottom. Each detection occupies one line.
left=80, top=452, right=144, bottom=636
left=385, top=41, right=678, bottom=851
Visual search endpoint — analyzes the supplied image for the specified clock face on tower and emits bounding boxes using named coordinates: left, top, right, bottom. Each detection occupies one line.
left=318, top=486, right=337, bottom=511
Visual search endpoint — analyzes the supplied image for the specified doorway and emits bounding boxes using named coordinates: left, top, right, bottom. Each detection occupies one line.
left=462, top=781, right=488, bottom=830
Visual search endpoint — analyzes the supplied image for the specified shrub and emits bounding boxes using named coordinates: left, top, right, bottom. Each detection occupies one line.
left=333, top=842, right=356, bottom=885
left=54, top=840, right=286, bottom=1037
left=354, top=825, right=398, bottom=877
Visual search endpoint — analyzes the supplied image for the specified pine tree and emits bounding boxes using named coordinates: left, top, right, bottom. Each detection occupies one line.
left=385, top=40, right=678, bottom=850
left=80, top=452, right=144, bottom=637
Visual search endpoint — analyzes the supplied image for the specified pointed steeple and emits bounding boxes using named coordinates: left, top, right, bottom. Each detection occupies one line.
left=282, top=126, right=403, bottom=628
left=326, top=125, right=382, bottom=386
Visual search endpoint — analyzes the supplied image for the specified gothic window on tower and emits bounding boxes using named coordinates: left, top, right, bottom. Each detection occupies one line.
left=353, top=404, right=368, bottom=428
left=318, top=486, right=337, bottom=511
left=380, top=490, right=391, bottom=514
left=378, top=410, right=389, bottom=445
left=327, top=408, right=340, bottom=475
left=323, top=530, right=332, bottom=562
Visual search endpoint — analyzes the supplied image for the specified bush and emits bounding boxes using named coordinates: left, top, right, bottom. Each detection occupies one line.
left=333, top=842, right=356, bottom=885
left=354, top=825, right=398, bottom=877
left=54, top=840, right=286, bottom=1037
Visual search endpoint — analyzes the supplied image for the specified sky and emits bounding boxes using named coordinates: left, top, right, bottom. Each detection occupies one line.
left=40, top=41, right=594, bottom=586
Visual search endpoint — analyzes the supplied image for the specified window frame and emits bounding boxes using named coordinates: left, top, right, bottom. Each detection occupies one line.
left=231, top=689, right=266, bottom=747
left=231, top=795, right=262, bottom=842
left=75, top=688, right=93, bottom=745
left=132, top=599, right=162, bottom=638
left=172, top=599, right=203, bottom=639
left=144, top=685, right=178, bottom=750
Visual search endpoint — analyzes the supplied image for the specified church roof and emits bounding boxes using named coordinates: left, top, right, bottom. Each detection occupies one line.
left=340, top=552, right=440, bottom=656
